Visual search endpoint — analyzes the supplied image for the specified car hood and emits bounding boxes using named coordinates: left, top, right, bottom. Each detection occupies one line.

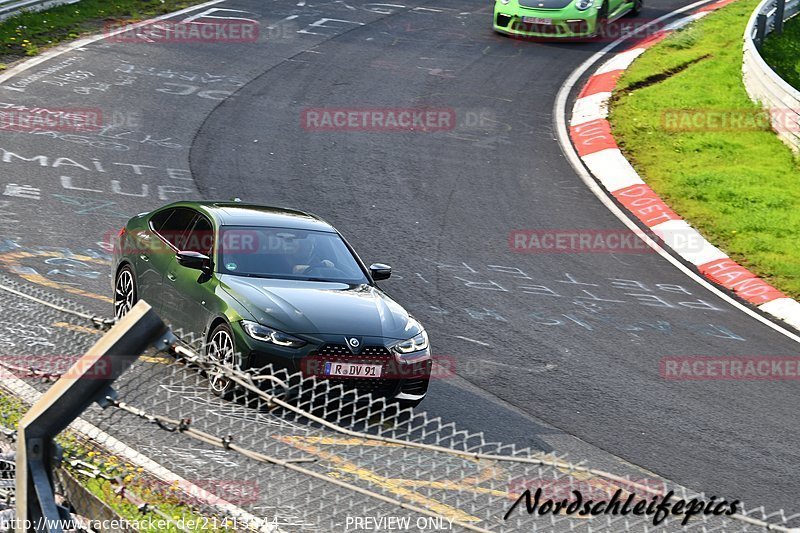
left=219, top=275, right=416, bottom=340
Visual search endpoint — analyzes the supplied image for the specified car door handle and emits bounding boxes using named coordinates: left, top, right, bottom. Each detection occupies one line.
left=167, top=273, right=177, bottom=282
left=139, top=254, right=149, bottom=262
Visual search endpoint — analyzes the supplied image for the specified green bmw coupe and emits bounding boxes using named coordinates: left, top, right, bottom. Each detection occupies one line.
left=112, top=201, right=431, bottom=407
left=493, top=0, right=642, bottom=39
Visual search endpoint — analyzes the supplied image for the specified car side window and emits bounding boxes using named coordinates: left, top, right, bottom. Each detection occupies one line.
left=149, top=208, right=174, bottom=233
left=152, top=207, right=197, bottom=249
left=183, top=215, right=214, bottom=256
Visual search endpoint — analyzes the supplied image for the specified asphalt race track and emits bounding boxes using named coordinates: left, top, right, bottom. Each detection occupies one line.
left=0, top=0, right=797, bottom=517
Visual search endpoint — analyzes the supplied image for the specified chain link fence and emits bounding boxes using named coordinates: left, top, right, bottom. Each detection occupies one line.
left=0, top=273, right=798, bottom=532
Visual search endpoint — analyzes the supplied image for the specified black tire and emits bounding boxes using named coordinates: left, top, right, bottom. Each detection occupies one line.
left=628, top=0, right=643, bottom=16
left=206, top=322, right=239, bottom=400
left=113, top=265, right=137, bottom=319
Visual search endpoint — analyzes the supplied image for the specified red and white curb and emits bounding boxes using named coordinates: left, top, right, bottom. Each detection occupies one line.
left=568, top=0, right=800, bottom=331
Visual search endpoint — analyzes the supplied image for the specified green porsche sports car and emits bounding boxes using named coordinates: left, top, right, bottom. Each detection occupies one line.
left=112, top=201, right=431, bottom=407
left=493, top=0, right=642, bottom=39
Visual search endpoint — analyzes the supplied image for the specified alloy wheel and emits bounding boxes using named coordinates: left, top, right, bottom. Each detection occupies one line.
left=114, top=269, right=136, bottom=319
left=208, top=328, right=236, bottom=395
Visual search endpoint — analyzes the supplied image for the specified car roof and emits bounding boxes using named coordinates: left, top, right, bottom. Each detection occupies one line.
left=164, top=201, right=336, bottom=232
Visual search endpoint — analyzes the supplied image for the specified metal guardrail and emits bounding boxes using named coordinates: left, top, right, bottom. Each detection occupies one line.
left=0, top=0, right=80, bottom=21
left=742, top=0, right=800, bottom=152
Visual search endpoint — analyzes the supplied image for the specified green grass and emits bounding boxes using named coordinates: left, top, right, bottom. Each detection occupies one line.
left=609, top=0, right=800, bottom=299
left=761, top=13, right=800, bottom=90
left=0, top=0, right=208, bottom=64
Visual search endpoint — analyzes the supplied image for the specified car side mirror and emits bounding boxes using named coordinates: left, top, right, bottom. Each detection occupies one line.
left=370, top=263, right=392, bottom=281
left=176, top=251, right=212, bottom=274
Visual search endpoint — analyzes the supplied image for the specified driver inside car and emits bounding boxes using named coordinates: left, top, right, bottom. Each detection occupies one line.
left=289, top=235, right=335, bottom=275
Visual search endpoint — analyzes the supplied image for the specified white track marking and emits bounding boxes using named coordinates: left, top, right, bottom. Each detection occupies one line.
left=452, top=335, right=492, bottom=347
left=595, top=48, right=646, bottom=74
left=268, top=14, right=299, bottom=30
left=570, top=91, right=611, bottom=125
left=0, top=0, right=228, bottom=86
left=650, top=220, right=728, bottom=265
left=760, top=299, right=800, bottom=330
left=581, top=149, right=644, bottom=191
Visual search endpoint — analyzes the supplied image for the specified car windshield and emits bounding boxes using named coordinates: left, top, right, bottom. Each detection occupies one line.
left=218, top=226, right=368, bottom=284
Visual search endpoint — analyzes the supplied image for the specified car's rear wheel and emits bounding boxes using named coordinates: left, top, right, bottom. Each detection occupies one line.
left=207, top=323, right=239, bottom=399
left=114, top=266, right=137, bottom=319
left=628, top=0, right=643, bottom=16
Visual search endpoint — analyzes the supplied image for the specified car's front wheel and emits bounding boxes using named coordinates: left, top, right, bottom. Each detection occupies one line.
left=114, top=266, right=137, bottom=319
left=628, top=0, right=643, bottom=16
left=206, top=323, right=239, bottom=399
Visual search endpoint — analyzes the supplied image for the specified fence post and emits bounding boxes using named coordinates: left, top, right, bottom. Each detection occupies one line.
left=755, top=12, right=767, bottom=48
left=15, top=301, right=171, bottom=533
left=774, top=0, right=786, bottom=33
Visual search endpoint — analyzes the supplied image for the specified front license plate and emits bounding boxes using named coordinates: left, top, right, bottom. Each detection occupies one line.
left=324, top=362, right=382, bottom=378
left=522, top=16, right=552, bottom=24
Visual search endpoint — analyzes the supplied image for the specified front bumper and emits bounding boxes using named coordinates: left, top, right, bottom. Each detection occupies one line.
left=493, top=4, right=599, bottom=39
left=235, top=328, right=431, bottom=402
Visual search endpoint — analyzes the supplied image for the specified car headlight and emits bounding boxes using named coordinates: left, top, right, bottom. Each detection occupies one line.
left=499, top=0, right=511, bottom=4
left=241, top=320, right=306, bottom=348
left=575, top=0, right=593, bottom=9
left=391, top=329, right=430, bottom=355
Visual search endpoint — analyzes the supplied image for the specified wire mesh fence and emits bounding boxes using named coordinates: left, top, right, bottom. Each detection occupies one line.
left=0, top=273, right=798, bottom=532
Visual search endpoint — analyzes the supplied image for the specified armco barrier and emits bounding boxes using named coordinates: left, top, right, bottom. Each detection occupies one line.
left=743, top=0, right=800, bottom=151
left=0, top=0, right=78, bottom=21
